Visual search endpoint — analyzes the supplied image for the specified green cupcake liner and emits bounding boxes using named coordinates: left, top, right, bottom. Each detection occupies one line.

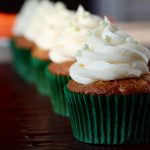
left=10, top=39, right=33, bottom=82
left=64, top=86, right=150, bottom=145
left=10, top=39, right=19, bottom=70
left=46, top=68, right=70, bottom=116
left=31, top=56, right=50, bottom=96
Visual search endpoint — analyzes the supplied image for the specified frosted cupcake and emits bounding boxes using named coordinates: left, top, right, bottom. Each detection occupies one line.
left=30, top=2, right=74, bottom=96
left=64, top=17, right=150, bottom=144
left=11, top=0, right=39, bottom=81
left=25, top=0, right=55, bottom=94
left=46, top=6, right=102, bottom=116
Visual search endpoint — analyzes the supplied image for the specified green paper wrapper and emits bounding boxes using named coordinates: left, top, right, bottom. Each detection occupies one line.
left=46, top=68, right=70, bottom=116
left=10, top=39, right=33, bottom=82
left=31, top=56, right=50, bottom=96
left=64, top=86, right=150, bottom=145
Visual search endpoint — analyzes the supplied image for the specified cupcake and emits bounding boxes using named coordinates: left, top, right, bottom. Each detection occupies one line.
left=64, top=17, right=150, bottom=144
left=24, top=0, right=54, bottom=95
left=46, top=5, right=102, bottom=116
left=11, top=0, right=39, bottom=82
left=23, top=0, right=54, bottom=43
left=30, top=2, right=73, bottom=96
left=31, top=47, right=50, bottom=95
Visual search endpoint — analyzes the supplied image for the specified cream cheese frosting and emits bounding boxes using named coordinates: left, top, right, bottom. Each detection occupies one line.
left=23, top=0, right=54, bottom=42
left=50, top=5, right=101, bottom=63
left=13, top=0, right=40, bottom=36
left=70, top=17, right=150, bottom=85
left=34, top=3, right=74, bottom=50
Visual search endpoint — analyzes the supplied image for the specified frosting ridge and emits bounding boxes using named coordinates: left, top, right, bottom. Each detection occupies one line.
left=70, top=17, right=150, bottom=84
left=50, top=5, right=101, bottom=63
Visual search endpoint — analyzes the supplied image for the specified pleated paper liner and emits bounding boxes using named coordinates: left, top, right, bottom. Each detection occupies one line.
left=30, top=56, right=50, bottom=96
left=10, top=39, right=33, bottom=82
left=45, top=68, right=70, bottom=116
left=64, top=86, right=150, bottom=145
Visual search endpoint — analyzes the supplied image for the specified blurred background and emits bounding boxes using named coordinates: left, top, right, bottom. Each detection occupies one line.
left=1, top=0, right=150, bottom=21
left=0, top=0, right=150, bottom=63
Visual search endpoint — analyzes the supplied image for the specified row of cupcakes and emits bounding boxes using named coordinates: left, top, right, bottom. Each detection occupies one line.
left=11, top=0, right=101, bottom=95
left=11, top=0, right=150, bottom=145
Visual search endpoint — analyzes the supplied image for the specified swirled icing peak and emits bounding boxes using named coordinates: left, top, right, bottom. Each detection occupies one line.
left=13, top=0, right=40, bottom=36
left=49, top=5, right=101, bottom=63
left=70, top=17, right=150, bottom=85
left=23, top=0, right=55, bottom=41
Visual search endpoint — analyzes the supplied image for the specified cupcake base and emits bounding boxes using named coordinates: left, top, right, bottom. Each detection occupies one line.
left=46, top=68, right=70, bottom=116
left=64, top=86, right=150, bottom=145
left=31, top=56, right=50, bottom=96
left=10, top=39, right=33, bottom=82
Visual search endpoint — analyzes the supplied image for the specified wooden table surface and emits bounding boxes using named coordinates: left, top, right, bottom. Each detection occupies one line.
left=0, top=64, right=150, bottom=150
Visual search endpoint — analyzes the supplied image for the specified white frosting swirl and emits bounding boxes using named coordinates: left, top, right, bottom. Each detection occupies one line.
left=23, top=0, right=55, bottom=42
left=50, top=5, right=101, bottom=63
left=70, top=17, right=150, bottom=85
left=34, top=4, right=74, bottom=50
left=13, top=0, right=40, bottom=36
